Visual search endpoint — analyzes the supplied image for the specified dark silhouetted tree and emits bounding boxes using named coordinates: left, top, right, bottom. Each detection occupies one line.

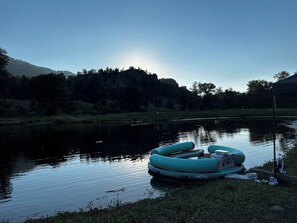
left=274, top=71, right=290, bottom=81
left=247, top=80, right=272, bottom=108
left=0, top=48, right=9, bottom=72
left=30, top=73, right=70, bottom=115
left=190, top=81, right=199, bottom=96
left=0, top=48, right=12, bottom=98
left=10, top=75, right=31, bottom=99
left=191, top=82, right=216, bottom=97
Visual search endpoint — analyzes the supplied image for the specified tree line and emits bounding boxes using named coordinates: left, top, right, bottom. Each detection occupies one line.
left=0, top=47, right=296, bottom=116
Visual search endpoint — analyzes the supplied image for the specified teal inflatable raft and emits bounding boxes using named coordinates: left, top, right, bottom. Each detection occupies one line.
left=148, top=142, right=245, bottom=180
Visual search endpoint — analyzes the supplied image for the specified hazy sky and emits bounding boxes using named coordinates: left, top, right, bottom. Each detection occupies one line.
left=1, top=0, right=297, bottom=92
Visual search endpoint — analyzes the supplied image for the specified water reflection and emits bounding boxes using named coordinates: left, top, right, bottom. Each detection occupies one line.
left=149, top=171, right=213, bottom=196
left=0, top=119, right=296, bottom=221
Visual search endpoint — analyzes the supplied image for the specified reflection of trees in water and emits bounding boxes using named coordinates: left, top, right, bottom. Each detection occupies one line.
left=276, top=122, right=296, bottom=153
left=183, top=120, right=245, bottom=146
left=194, top=126, right=217, bottom=145
left=0, top=178, right=12, bottom=202
left=248, top=119, right=274, bottom=144
left=248, top=120, right=295, bottom=153
left=80, top=153, right=148, bottom=163
left=0, top=167, right=13, bottom=203
left=174, top=120, right=296, bottom=153
left=0, top=147, right=16, bottom=202
left=1, top=119, right=296, bottom=203
left=0, top=124, right=159, bottom=164
left=187, top=120, right=294, bottom=151
left=0, top=124, right=159, bottom=202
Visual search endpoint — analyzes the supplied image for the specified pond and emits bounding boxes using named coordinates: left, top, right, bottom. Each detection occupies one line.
left=0, top=119, right=296, bottom=222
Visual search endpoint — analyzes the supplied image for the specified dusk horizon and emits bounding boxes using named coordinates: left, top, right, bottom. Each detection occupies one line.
left=1, top=0, right=297, bottom=92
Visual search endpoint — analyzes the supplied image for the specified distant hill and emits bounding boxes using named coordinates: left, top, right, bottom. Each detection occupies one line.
left=7, top=57, right=75, bottom=77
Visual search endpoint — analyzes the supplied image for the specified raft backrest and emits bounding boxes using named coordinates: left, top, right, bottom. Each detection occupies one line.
left=150, top=141, right=195, bottom=155
left=150, top=154, right=219, bottom=173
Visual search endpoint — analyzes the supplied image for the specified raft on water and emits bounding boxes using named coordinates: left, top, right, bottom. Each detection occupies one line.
left=148, top=141, right=245, bottom=180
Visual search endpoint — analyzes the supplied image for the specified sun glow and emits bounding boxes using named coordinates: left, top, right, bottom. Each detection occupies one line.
left=118, top=52, right=164, bottom=76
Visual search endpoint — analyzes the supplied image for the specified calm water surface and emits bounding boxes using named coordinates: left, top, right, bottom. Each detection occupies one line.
left=0, top=119, right=296, bottom=222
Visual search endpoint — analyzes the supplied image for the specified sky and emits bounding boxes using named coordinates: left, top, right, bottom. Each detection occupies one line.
left=1, top=0, right=297, bottom=92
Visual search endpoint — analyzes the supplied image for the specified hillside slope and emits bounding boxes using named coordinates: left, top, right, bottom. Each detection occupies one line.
left=7, top=57, right=75, bottom=77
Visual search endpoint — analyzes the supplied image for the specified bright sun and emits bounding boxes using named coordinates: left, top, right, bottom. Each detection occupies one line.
left=118, top=52, right=163, bottom=75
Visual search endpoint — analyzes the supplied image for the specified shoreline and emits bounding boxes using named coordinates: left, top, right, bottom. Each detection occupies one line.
left=25, top=168, right=297, bottom=223
left=2, top=109, right=297, bottom=222
left=24, top=146, right=297, bottom=223
left=2, top=108, right=297, bottom=126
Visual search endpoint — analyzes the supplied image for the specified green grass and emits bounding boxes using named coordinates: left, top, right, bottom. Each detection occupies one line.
left=262, top=148, right=297, bottom=176
left=25, top=179, right=297, bottom=223
left=284, top=148, right=297, bottom=176
left=25, top=146, right=297, bottom=223
left=1, top=108, right=297, bottom=126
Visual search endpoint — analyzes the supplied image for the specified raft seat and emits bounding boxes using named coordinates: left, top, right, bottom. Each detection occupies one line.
left=210, top=150, right=236, bottom=171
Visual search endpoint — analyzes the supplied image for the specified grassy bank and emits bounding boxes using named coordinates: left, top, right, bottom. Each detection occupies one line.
left=262, top=148, right=297, bottom=176
left=2, top=108, right=297, bottom=125
left=24, top=147, right=297, bottom=223
left=25, top=180, right=297, bottom=223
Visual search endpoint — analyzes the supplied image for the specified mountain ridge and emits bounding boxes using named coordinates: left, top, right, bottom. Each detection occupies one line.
left=7, top=57, right=75, bottom=77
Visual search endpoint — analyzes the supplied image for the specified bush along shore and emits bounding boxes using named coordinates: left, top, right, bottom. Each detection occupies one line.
left=23, top=147, right=297, bottom=223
